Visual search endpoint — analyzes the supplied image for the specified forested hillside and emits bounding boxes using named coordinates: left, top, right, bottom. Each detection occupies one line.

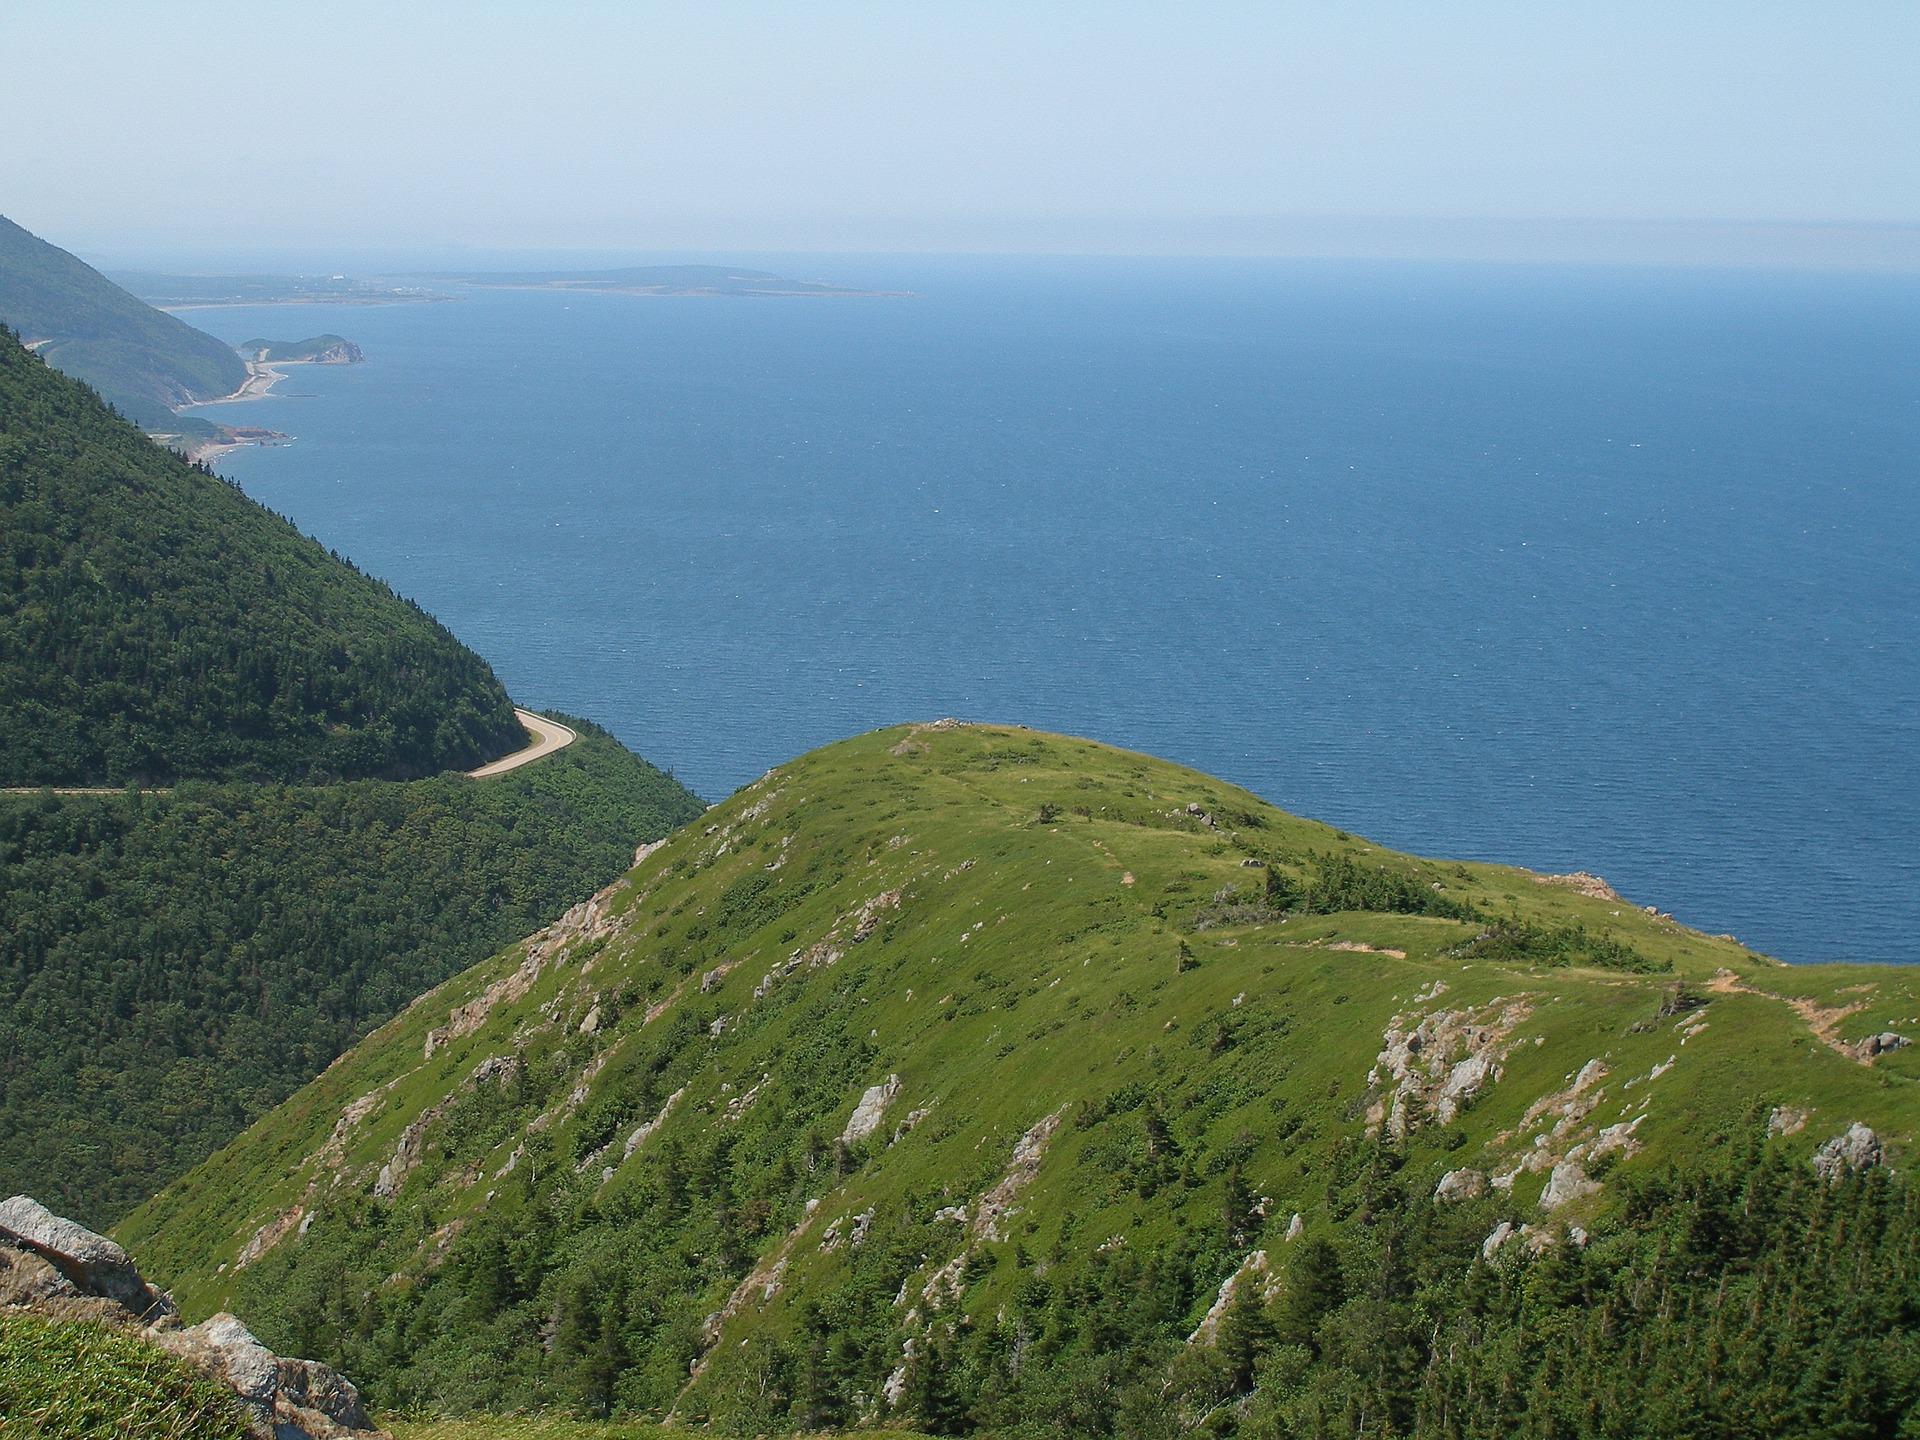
left=124, top=724, right=1920, bottom=1437
left=0, top=721, right=702, bottom=1225
left=0, top=214, right=246, bottom=427
left=0, top=331, right=526, bottom=785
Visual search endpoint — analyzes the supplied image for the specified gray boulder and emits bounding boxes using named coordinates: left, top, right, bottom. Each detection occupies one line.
left=1539, top=1161, right=1600, bottom=1211
left=1434, top=1168, right=1489, bottom=1204
left=841, top=1074, right=902, bottom=1144
left=0, top=1194, right=174, bottom=1320
left=1812, top=1123, right=1883, bottom=1180
left=152, top=1312, right=373, bottom=1436
left=0, top=1194, right=383, bottom=1439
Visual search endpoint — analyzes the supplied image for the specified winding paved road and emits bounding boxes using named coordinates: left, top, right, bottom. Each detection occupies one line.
left=1, top=707, right=576, bottom=795
left=468, top=709, right=577, bottom=778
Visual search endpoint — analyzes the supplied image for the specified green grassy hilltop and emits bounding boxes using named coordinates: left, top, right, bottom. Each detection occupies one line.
left=123, top=723, right=1920, bottom=1437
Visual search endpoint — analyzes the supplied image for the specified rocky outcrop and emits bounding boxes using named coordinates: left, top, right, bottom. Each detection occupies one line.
left=1534, top=871, right=1623, bottom=902
left=0, top=1194, right=384, bottom=1439
left=1852, top=1032, right=1911, bottom=1062
left=841, top=1074, right=902, bottom=1145
left=152, top=1312, right=375, bottom=1438
left=424, top=890, right=619, bottom=1059
left=972, top=1107, right=1069, bottom=1243
left=1812, top=1123, right=1884, bottom=1180
left=1434, top=1168, right=1489, bottom=1203
left=1768, top=1105, right=1810, bottom=1137
left=1539, top=1160, right=1600, bottom=1211
left=1368, top=998, right=1533, bottom=1138
left=1188, top=1249, right=1281, bottom=1343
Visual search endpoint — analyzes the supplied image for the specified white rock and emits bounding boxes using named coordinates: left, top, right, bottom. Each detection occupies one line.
left=1540, top=1161, right=1599, bottom=1211
left=841, top=1074, right=902, bottom=1145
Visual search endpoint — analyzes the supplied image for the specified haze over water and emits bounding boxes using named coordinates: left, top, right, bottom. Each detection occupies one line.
left=190, top=256, right=1920, bottom=964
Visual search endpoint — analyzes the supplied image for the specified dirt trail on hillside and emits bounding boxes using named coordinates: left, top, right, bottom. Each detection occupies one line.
left=1706, top=969, right=1871, bottom=1064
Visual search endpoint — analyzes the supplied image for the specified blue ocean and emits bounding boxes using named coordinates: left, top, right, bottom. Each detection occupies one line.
left=186, top=256, right=1919, bottom=964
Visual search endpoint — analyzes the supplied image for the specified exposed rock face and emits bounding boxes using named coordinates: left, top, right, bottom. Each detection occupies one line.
left=971, top=1107, right=1069, bottom=1243
left=1368, top=998, right=1533, bottom=1138
left=424, top=890, right=618, bottom=1059
left=1188, top=1249, right=1279, bottom=1343
left=841, top=1074, right=902, bottom=1145
left=1483, top=1219, right=1563, bottom=1260
left=0, top=1195, right=384, bottom=1439
left=1534, top=871, right=1623, bottom=902
left=1434, top=1168, right=1489, bottom=1204
left=1812, top=1123, right=1884, bottom=1180
left=151, top=1312, right=374, bottom=1439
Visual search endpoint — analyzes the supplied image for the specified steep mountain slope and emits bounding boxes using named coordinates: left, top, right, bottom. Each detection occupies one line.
left=0, top=215, right=247, bottom=428
left=123, top=724, right=1920, bottom=1434
left=0, top=719, right=702, bottom=1224
left=0, top=332, right=524, bottom=785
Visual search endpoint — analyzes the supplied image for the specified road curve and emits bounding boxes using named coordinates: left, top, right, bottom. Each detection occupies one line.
left=466, top=708, right=578, bottom=778
left=1, top=707, right=575, bottom=795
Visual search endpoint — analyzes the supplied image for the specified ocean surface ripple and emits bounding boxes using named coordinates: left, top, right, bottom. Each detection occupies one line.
left=192, top=256, right=1920, bottom=963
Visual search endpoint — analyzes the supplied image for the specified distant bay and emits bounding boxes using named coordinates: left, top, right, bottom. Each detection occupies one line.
left=186, top=256, right=1920, bottom=963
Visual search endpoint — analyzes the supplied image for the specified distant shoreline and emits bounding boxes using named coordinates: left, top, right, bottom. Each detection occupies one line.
left=156, top=297, right=441, bottom=313
left=204, top=358, right=292, bottom=404
left=460, top=281, right=914, bottom=300
left=176, top=426, right=292, bottom=465
left=170, top=358, right=310, bottom=462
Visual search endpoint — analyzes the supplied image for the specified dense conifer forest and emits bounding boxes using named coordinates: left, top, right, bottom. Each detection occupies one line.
left=0, top=331, right=527, bottom=785
left=0, top=722, right=701, bottom=1223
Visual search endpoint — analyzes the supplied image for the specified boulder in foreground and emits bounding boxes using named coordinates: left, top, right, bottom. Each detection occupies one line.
left=0, top=1194, right=383, bottom=1440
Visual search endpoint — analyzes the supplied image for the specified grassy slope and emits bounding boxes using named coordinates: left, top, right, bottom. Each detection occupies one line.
left=0, top=1311, right=250, bottom=1440
left=121, top=724, right=1920, bottom=1419
left=0, top=333, right=526, bottom=784
left=0, top=215, right=246, bottom=427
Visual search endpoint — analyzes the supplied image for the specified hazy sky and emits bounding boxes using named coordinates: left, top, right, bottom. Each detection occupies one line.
left=4, top=1, right=1916, bottom=263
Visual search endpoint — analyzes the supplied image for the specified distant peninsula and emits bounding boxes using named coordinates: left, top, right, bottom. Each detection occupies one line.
left=113, top=271, right=443, bottom=309
left=239, top=334, right=364, bottom=364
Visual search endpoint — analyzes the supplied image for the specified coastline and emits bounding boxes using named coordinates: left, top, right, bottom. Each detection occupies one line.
left=165, top=346, right=363, bottom=464
left=202, top=358, right=292, bottom=404
left=458, top=281, right=915, bottom=300
left=155, top=295, right=446, bottom=312
left=166, top=360, right=299, bottom=463
left=177, top=424, right=292, bottom=465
